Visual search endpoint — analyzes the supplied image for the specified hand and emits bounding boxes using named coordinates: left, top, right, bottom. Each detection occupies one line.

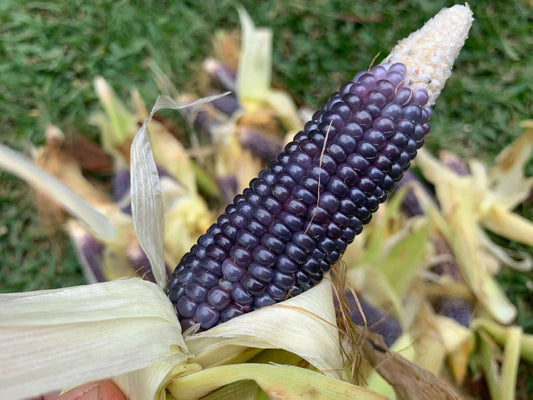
left=57, top=380, right=126, bottom=400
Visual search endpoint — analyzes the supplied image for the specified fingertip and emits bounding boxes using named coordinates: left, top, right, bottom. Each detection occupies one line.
left=57, top=380, right=126, bottom=400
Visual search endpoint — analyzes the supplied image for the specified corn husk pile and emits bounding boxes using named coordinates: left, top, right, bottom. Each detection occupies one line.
left=1, top=5, right=532, bottom=400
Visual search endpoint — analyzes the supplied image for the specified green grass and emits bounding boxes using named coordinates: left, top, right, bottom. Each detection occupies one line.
left=1, top=0, right=533, bottom=321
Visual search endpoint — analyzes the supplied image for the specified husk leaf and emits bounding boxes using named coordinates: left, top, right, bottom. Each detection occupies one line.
left=0, top=142, right=116, bottom=241
left=0, top=279, right=185, bottom=400
left=186, top=277, right=343, bottom=379
left=168, top=363, right=388, bottom=400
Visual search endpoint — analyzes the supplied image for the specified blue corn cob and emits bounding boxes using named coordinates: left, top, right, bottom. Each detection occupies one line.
left=166, top=62, right=432, bottom=331
left=344, top=292, right=402, bottom=348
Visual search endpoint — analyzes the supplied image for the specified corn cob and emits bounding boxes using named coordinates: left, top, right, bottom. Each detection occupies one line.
left=167, top=5, right=473, bottom=331
left=344, top=292, right=402, bottom=348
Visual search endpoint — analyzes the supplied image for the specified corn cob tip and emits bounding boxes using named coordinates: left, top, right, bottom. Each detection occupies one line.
left=383, top=4, right=474, bottom=106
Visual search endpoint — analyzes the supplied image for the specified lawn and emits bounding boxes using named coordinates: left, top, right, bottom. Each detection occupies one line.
left=1, top=0, right=533, bottom=394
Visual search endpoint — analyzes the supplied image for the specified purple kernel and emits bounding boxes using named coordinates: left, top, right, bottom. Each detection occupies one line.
left=184, top=282, right=208, bottom=302
left=271, top=183, right=290, bottom=202
left=300, top=139, right=320, bottom=156
left=194, top=303, right=219, bottom=330
left=281, top=211, right=304, bottom=231
left=403, top=105, right=423, bottom=122
left=293, top=186, right=318, bottom=205
left=269, top=221, right=292, bottom=242
left=306, top=223, right=326, bottom=240
left=249, top=262, right=274, bottom=282
left=176, top=296, right=197, bottom=318
left=397, top=119, right=415, bottom=135
left=395, top=87, right=412, bottom=105
left=292, top=151, right=313, bottom=168
left=336, top=133, right=357, bottom=153
left=276, top=254, right=298, bottom=273
left=356, top=141, right=377, bottom=159
left=253, top=207, right=273, bottom=226
left=206, top=244, right=226, bottom=261
left=332, top=102, right=352, bottom=120
left=373, top=116, right=395, bottom=136
left=318, top=192, right=340, bottom=213
left=389, top=164, right=403, bottom=180
left=386, top=71, right=405, bottom=89
left=254, top=293, right=276, bottom=308
left=375, top=80, right=396, bottom=101
left=367, top=166, right=386, bottom=184
left=273, top=271, right=296, bottom=290
left=293, top=231, right=316, bottom=252
left=331, top=211, right=349, bottom=227
left=222, top=259, right=245, bottom=282
left=388, top=63, right=408, bottom=76
left=236, top=230, right=259, bottom=249
left=229, top=213, right=246, bottom=229
left=214, top=233, right=233, bottom=250
left=366, top=91, right=388, bottom=108
left=327, top=222, right=342, bottom=239
left=381, top=103, right=403, bottom=122
left=370, top=65, right=388, bottom=79
left=357, top=73, right=377, bottom=89
left=177, top=268, right=194, bottom=284
left=286, top=242, right=308, bottom=263
left=411, top=89, right=429, bottom=106
left=301, top=258, right=320, bottom=275
left=207, top=287, right=231, bottom=311
left=285, top=197, right=307, bottom=217
left=230, top=245, right=253, bottom=267
left=342, top=93, right=362, bottom=110
left=327, top=176, right=349, bottom=197
left=347, top=153, right=370, bottom=173
left=314, top=153, right=337, bottom=175
left=337, top=163, right=359, bottom=185
left=359, top=177, right=376, bottom=194
left=339, top=197, right=357, bottom=214
left=353, top=110, right=373, bottom=129
left=263, top=196, right=282, bottom=214
left=193, top=269, right=218, bottom=287
left=340, top=81, right=355, bottom=94
left=241, top=273, right=266, bottom=296
left=253, top=245, right=276, bottom=266
left=247, top=219, right=266, bottom=236
left=267, top=284, right=287, bottom=301
left=220, top=305, right=244, bottom=322
left=364, top=129, right=386, bottom=148
left=328, top=143, right=347, bottom=163
left=262, top=233, right=285, bottom=254
left=231, top=282, right=254, bottom=304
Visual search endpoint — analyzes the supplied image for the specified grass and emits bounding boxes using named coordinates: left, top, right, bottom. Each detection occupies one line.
left=2, top=0, right=532, bottom=292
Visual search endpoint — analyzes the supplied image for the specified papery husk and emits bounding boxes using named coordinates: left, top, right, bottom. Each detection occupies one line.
left=0, top=142, right=116, bottom=241
left=168, top=363, right=388, bottom=400
left=0, top=279, right=185, bottom=400
left=114, top=355, right=200, bottom=400
left=416, top=149, right=517, bottom=324
left=236, top=7, right=301, bottom=133
left=93, top=76, right=139, bottom=162
left=186, top=277, right=343, bottom=379
left=473, top=319, right=533, bottom=364
left=129, top=93, right=231, bottom=287
left=362, top=333, right=463, bottom=400
left=477, top=325, right=522, bottom=400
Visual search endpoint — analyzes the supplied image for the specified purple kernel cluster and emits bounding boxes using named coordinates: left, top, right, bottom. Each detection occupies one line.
left=167, top=62, right=432, bottom=332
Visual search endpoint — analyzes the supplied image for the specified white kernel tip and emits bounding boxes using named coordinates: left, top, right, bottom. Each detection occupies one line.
left=383, top=4, right=474, bottom=105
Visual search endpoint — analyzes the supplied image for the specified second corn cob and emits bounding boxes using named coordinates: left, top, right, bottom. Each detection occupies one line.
left=167, top=5, right=473, bottom=331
